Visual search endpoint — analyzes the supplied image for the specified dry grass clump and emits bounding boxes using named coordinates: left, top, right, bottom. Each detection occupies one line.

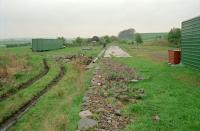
left=0, top=54, right=30, bottom=83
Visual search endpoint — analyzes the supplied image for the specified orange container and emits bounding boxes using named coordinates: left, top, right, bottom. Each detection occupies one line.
left=168, top=50, right=181, bottom=64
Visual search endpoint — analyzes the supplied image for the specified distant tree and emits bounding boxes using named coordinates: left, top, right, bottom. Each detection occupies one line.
left=135, top=33, right=143, bottom=44
left=57, top=37, right=65, bottom=44
left=103, top=35, right=112, bottom=43
left=118, top=28, right=135, bottom=42
left=110, top=35, right=118, bottom=42
left=130, top=41, right=134, bottom=45
left=91, top=36, right=100, bottom=42
left=100, top=36, right=111, bottom=48
left=168, top=28, right=181, bottom=46
left=75, top=37, right=83, bottom=46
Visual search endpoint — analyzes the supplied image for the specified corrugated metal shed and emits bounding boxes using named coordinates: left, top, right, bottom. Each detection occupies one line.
left=32, top=39, right=64, bottom=52
left=181, top=16, right=200, bottom=70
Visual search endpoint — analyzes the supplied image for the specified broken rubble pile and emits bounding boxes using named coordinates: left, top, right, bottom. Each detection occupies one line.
left=78, top=58, right=145, bottom=130
left=54, top=54, right=93, bottom=65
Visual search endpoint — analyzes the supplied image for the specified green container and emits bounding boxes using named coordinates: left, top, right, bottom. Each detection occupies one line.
left=32, top=39, right=64, bottom=52
left=181, top=16, right=200, bottom=70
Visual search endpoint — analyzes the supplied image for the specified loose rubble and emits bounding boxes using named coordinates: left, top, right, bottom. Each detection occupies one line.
left=54, top=54, right=93, bottom=66
left=78, top=58, right=145, bottom=130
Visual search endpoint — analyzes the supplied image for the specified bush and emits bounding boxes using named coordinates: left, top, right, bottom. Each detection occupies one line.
left=135, top=33, right=143, bottom=44
left=57, top=37, right=66, bottom=44
left=91, top=36, right=100, bottom=42
left=168, top=28, right=181, bottom=46
left=75, top=37, right=83, bottom=45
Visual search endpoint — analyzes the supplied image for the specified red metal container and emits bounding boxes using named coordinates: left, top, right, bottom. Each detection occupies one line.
left=168, top=50, right=181, bottom=64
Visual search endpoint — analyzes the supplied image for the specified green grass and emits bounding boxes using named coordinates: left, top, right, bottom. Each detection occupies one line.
left=35, top=46, right=102, bottom=57
left=0, top=45, right=102, bottom=130
left=113, top=44, right=200, bottom=131
left=3, top=43, right=199, bottom=131
left=10, top=63, right=94, bottom=131
left=0, top=47, right=43, bottom=94
left=0, top=60, right=60, bottom=123
left=0, top=46, right=101, bottom=93
left=140, top=32, right=168, bottom=42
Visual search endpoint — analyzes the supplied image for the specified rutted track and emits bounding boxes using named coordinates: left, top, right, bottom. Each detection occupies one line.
left=0, top=59, right=49, bottom=101
left=0, top=66, right=65, bottom=131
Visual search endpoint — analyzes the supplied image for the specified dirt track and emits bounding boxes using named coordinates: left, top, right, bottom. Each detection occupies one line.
left=104, top=46, right=131, bottom=57
left=0, top=66, right=65, bottom=131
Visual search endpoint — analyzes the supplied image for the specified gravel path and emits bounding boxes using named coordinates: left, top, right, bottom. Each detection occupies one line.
left=104, top=46, right=131, bottom=57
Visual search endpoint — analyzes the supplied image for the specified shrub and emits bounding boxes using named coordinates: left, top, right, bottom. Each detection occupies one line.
left=168, top=28, right=181, bottom=46
left=135, top=33, right=143, bottom=44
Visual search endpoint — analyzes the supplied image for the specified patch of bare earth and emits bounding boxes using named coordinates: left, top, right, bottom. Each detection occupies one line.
left=78, top=58, right=145, bottom=131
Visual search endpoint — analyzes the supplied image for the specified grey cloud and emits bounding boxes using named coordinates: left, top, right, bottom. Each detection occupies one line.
left=0, top=0, right=200, bottom=38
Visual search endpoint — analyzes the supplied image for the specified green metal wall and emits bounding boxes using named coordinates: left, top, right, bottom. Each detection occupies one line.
left=32, top=39, right=63, bottom=52
left=181, top=16, right=200, bottom=70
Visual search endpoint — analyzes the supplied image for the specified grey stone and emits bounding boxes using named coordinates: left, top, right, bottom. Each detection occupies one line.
left=79, top=110, right=93, bottom=118
left=96, top=129, right=106, bottom=131
left=152, top=115, right=160, bottom=122
left=130, top=79, right=139, bottom=82
left=82, top=96, right=89, bottom=102
left=96, top=108, right=107, bottom=113
left=78, top=117, right=98, bottom=130
left=117, top=95, right=129, bottom=101
left=114, top=109, right=121, bottom=116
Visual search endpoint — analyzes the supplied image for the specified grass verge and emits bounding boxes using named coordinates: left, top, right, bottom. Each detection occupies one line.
left=113, top=44, right=200, bottom=131
left=0, top=60, right=60, bottom=123
left=10, top=62, right=94, bottom=131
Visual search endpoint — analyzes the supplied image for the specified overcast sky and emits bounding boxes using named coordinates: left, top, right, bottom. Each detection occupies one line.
left=0, top=0, right=199, bottom=38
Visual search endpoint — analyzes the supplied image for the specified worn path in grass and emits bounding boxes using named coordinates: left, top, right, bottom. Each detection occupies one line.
left=104, top=45, right=131, bottom=57
left=0, top=62, right=65, bottom=131
left=4, top=46, right=102, bottom=130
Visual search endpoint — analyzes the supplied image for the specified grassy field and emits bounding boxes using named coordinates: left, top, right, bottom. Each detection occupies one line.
left=10, top=63, right=94, bottom=131
left=0, top=45, right=102, bottom=130
left=0, top=47, right=44, bottom=94
left=0, top=60, right=60, bottom=122
left=115, top=44, right=200, bottom=131
left=0, top=46, right=100, bottom=91
left=0, top=43, right=200, bottom=130
left=140, top=32, right=168, bottom=42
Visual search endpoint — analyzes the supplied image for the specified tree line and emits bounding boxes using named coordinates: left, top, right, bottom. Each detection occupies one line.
left=58, top=27, right=181, bottom=47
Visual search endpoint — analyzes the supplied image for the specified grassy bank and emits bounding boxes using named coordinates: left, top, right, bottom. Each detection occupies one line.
left=0, top=45, right=102, bottom=130
left=10, top=63, right=94, bottom=131
left=0, top=60, right=60, bottom=123
left=114, top=44, right=200, bottom=131
left=0, top=47, right=44, bottom=94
